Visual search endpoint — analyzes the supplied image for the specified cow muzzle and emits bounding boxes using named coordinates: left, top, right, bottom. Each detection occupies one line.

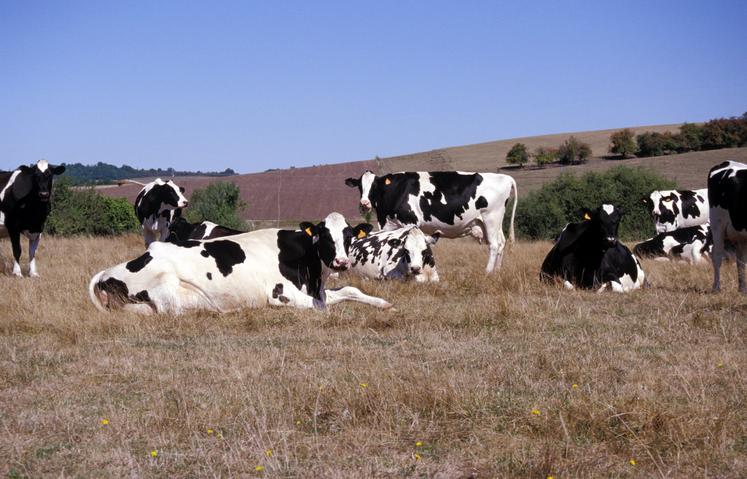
left=359, top=200, right=372, bottom=213
left=410, top=265, right=422, bottom=275
left=332, top=257, right=350, bottom=271
left=38, top=192, right=51, bottom=202
left=179, top=200, right=189, bottom=208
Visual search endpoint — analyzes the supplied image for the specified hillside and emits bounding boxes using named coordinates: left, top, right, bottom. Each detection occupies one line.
left=96, top=125, right=747, bottom=224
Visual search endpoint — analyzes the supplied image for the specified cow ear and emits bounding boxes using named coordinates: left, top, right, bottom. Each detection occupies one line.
left=427, top=232, right=440, bottom=245
left=19, top=165, right=31, bottom=173
left=580, top=207, right=593, bottom=221
left=299, top=222, right=315, bottom=237
left=617, top=206, right=625, bottom=215
left=11, top=173, right=33, bottom=199
left=345, top=177, right=360, bottom=188
left=353, top=223, right=374, bottom=238
left=179, top=186, right=186, bottom=193
left=51, top=165, right=66, bottom=175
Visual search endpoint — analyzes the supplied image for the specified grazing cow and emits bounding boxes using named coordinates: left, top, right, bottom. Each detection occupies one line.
left=642, top=188, right=708, bottom=233
left=633, top=224, right=712, bottom=264
left=708, top=160, right=747, bottom=292
left=89, top=212, right=392, bottom=314
left=540, top=204, right=645, bottom=292
left=166, top=216, right=244, bottom=243
left=345, top=170, right=517, bottom=273
left=0, top=160, right=65, bottom=277
left=348, top=225, right=440, bottom=282
left=131, top=178, right=189, bottom=246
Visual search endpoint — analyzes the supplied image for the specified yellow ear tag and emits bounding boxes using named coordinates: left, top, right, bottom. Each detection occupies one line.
left=357, top=230, right=367, bottom=239
left=305, top=227, right=313, bottom=236
left=583, top=213, right=591, bottom=221
left=385, top=178, right=391, bottom=185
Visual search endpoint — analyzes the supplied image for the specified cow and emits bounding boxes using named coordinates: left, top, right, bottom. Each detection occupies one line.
left=642, top=188, right=708, bottom=233
left=708, top=160, right=747, bottom=293
left=130, top=178, right=189, bottom=247
left=633, top=224, right=712, bottom=264
left=166, top=216, right=244, bottom=243
left=345, top=170, right=517, bottom=273
left=347, top=225, right=440, bottom=282
left=88, top=212, right=392, bottom=314
left=540, top=204, right=645, bottom=292
left=0, top=160, right=66, bottom=277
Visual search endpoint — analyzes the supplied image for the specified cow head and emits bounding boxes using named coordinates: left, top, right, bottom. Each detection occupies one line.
left=153, top=179, right=189, bottom=209
left=14, top=160, right=66, bottom=203
left=345, top=170, right=378, bottom=214
left=580, top=204, right=624, bottom=247
left=643, top=191, right=679, bottom=233
left=300, top=212, right=372, bottom=271
left=387, top=228, right=439, bottom=275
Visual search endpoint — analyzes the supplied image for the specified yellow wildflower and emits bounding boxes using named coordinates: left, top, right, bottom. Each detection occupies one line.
left=629, top=458, right=636, bottom=466
left=295, top=420, right=302, bottom=426
left=531, top=409, right=541, bottom=416
left=717, top=361, right=724, bottom=368
left=150, top=450, right=158, bottom=458
left=359, top=383, right=368, bottom=389
left=547, top=476, right=555, bottom=479
left=207, top=428, right=214, bottom=435
left=100, top=418, right=109, bottom=425
left=415, top=441, right=423, bottom=447
left=265, top=449, right=273, bottom=457
left=571, top=383, right=578, bottom=390
left=255, top=465, right=265, bottom=472
left=414, top=453, right=422, bottom=461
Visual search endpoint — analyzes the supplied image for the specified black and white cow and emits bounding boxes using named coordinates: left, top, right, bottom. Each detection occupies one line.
left=166, top=216, right=244, bottom=243
left=633, top=224, right=712, bottom=264
left=642, top=188, right=708, bottom=233
left=345, top=170, right=517, bottom=273
left=708, top=160, right=747, bottom=292
left=0, top=160, right=65, bottom=277
left=89, top=212, right=392, bottom=314
left=540, top=204, right=645, bottom=292
left=132, top=178, right=189, bottom=246
left=348, top=225, right=440, bottom=282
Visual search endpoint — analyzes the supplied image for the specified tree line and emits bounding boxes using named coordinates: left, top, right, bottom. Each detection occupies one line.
left=59, top=161, right=237, bottom=185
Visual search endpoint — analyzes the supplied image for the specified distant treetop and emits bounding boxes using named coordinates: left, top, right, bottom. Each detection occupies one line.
left=58, top=161, right=237, bottom=185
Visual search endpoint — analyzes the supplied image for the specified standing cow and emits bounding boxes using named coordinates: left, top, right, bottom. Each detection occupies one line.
left=540, top=204, right=645, bottom=292
left=642, top=188, right=708, bottom=233
left=708, top=161, right=747, bottom=292
left=89, top=212, right=392, bottom=314
left=345, top=170, right=517, bottom=273
left=130, top=178, right=189, bottom=246
left=347, top=225, right=440, bottom=282
left=0, top=160, right=66, bottom=277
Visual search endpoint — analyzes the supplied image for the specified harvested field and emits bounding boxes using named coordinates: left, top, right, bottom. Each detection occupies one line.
left=1, top=235, right=745, bottom=477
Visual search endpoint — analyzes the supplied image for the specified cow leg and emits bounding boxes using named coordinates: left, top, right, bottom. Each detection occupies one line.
left=420, top=264, right=439, bottom=282
left=28, top=233, right=41, bottom=277
left=737, top=242, right=747, bottom=294
left=267, top=283, right=320, bottom=309
left=710, top=222, right=726, bottom=292
left=324, top=286, right=392, bottom=309
left=483, top=213, right=506, bottom=273
left=9, top=229, right=23, bottom=277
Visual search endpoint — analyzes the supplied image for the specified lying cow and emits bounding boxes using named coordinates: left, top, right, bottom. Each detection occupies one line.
left=633, top=224, right=712, bottom=264
left=129, top=178, right=189, bottom=247
left=345, top=170, right=517, bottom=273
left=0, top=160, right=66, bottom=277
left=166, top=216, right=244, bottom=242
left=89, top=212, right=392, bottom=314
left=540, top=204, right=645, bottom=292
left=708, top=160, right=747, bottom=292
left=347, top=225, right=440, bottom=282
left=642, top=188, right=708, bottom=233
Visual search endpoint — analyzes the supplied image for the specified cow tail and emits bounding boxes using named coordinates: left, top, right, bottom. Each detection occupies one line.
left=509, top=177, right=518, bottom=244
left=88, top=270, right=108, bottom=313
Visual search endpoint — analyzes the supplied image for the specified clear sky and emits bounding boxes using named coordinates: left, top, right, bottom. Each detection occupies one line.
left=1, top=1, right=746, bottom=173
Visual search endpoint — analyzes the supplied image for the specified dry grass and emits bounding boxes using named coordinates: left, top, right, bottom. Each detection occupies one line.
left=1, top=235, right=746, bottom=478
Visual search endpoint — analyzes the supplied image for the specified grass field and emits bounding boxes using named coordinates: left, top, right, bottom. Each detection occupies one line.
left=1, top=234, right=746, bottom=478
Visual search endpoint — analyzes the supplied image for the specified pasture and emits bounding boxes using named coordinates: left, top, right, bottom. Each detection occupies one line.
left=1, top=235, right=745, bottom=478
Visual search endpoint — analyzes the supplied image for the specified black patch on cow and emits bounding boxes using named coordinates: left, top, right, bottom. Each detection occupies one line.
left=350, top=235, right=384, bottom=266
left=276, top=230, right=324, bottom=301
left=709, top=162, right=747, bottom=231
left=677, top=190, right=702, bottom=220
left=192, top=223, right=207, bottom=239
left=655, top=193, right=679, bottom=226
left=423, top=246, right=435, bottom=267
left=133, top=290, right=151, bottom=302
left=201, top=240, right=246, bottom=276
left=99, top=277, right=130, bottom=301
left=126, top=252, right=153, bottom=272
left=272, top=283, right=283, bottom=298
left=206, top=272, right=212, bottom=280
left=419, top=172, right=483, bottom=225
left=475, top=196, right=488, bottom=209
left=367, top=172, right=421, bottom=228
left=173, top=239, right=202, bottom=248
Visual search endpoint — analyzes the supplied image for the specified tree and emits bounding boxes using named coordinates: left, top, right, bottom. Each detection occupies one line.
left=557, top=136, right=592, bottom=164
left=636, top=132, right=680, bottom=157
left=533, top=147, right=557, bottom=168
left=676, top=123, right=703, bottom=152
left=184, top=181, right=248, bottom=230
left=505, top=143, right=529, bottom=167
left=608, top=129, right=637, bottom=158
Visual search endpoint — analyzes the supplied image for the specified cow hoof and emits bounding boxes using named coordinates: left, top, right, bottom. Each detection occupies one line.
left=30, top=272, right=40, bottom=278
left=12, top=272, right=23, bottom=278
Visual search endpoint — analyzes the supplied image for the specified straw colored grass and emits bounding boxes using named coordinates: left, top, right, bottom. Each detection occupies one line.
left=1, top=234, right=745, bottom=478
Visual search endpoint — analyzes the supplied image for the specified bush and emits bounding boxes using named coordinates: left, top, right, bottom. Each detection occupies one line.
left=506, top=143, right=529, bottom=167
left=557, top=136, right=592, bottom=164
left=700, top=117, right=747, bottom=150
left=675, top=123, right=703, bottom=152
left=184, top=181, right=247, bottom=230
left=46, top=178, right=140, bottom=235
left=636, top=131, right=680, bottom=157
left=515, top=166, right=675, bottom=241
left=608, top=129, right=637, bottom=158
left=533, top=147, right=557, bottom=168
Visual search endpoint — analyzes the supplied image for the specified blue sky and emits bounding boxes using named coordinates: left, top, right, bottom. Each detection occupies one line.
left=1, top=1, right=746, bottom=173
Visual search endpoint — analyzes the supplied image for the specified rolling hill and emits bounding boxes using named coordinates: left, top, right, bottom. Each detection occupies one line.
left=97, top=124, right=747, bottom=225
